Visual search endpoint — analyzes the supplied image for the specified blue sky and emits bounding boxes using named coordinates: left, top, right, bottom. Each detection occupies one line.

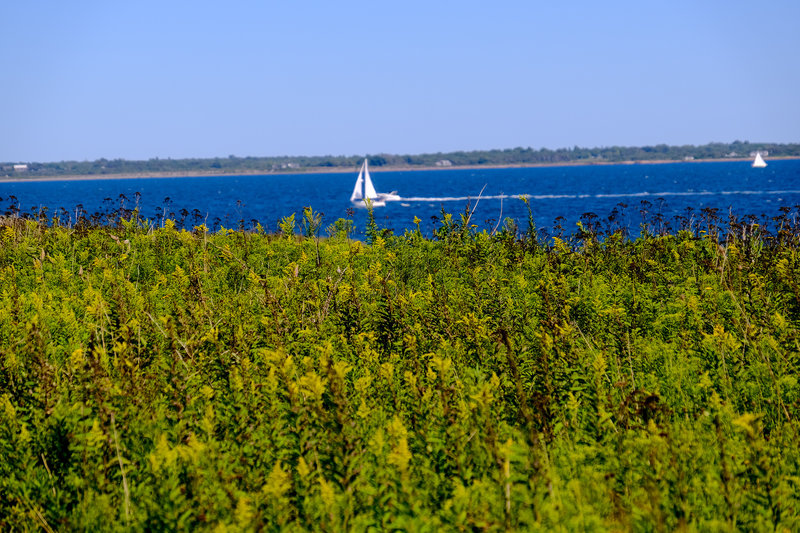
left=2, top=0, right=798, bottom=162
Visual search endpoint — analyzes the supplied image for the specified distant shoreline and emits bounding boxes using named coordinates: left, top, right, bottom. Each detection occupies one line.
left=2, top=156, right=798, bottom=183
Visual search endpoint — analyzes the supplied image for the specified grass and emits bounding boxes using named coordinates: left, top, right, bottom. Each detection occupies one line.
left=1, top=203, right=799, bottom=530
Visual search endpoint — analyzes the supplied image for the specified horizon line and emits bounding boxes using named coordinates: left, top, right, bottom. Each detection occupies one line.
left=4, top=140, right=798, bottom=165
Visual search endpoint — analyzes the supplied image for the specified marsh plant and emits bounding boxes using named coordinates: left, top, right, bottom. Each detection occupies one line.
left=1, top=201, right=800, bottom=530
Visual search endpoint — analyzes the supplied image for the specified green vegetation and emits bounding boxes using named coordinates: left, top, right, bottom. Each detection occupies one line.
left=1, top=206, right=800, bottom=530
left=3, top=140, right=799, bottom=178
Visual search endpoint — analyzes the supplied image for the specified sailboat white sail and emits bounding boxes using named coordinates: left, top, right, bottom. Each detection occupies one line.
left=350, top=158, right=400, bottom=207
left=752, top=152, right=767, bottom=168
left=363, top=161, right=378, bottom=199
left=350, top=164, right=365, bottom=202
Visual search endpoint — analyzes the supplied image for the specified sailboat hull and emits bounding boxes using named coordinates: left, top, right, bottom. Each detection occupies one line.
left=352, top=199, right=386, bottom=208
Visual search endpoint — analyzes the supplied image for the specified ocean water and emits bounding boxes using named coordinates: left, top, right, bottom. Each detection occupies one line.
left=2, top=160, right=799, bottom=238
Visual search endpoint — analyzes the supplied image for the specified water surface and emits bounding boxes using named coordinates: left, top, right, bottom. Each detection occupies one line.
left=2, top=160, right=799, bottom=237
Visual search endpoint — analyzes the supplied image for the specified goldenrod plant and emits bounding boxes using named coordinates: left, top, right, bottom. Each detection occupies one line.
left=1, top=202, right=799, bottom=530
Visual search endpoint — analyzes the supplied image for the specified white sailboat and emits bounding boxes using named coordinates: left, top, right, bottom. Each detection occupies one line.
left=349, top=158, right=400, bottom=207
left=752, top=152, right=767, bottom=168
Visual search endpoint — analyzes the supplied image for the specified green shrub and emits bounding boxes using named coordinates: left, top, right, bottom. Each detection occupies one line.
left=1, top=212, right=799, bottom=530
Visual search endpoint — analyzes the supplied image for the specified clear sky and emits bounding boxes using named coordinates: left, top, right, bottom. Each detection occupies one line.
left=2, top=0, right=799, bottom=163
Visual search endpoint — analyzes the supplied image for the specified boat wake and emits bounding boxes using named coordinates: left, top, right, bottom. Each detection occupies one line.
left=394, top=190, right=800, bottom=203
left=399, top=195, right=514, bottom=202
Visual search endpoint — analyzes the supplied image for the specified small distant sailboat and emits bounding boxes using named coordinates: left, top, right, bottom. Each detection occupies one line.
left=350, top=158, right=400, bottom=207
left=752, top=152, right=767, bottom=168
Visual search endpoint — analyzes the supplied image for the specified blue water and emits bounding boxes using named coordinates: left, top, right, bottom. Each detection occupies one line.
left=2, top=160, right=799, bottom=238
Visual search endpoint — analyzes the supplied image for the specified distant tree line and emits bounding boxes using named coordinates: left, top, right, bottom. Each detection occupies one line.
left=3, top=141, right=799, bottom=178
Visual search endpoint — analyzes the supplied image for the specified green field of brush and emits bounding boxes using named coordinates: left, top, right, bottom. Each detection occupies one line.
left=1, top=208, right=799, bottom=531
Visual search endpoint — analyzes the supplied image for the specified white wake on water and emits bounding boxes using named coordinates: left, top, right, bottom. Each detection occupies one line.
left=393, top=190, right=800, bottom=203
